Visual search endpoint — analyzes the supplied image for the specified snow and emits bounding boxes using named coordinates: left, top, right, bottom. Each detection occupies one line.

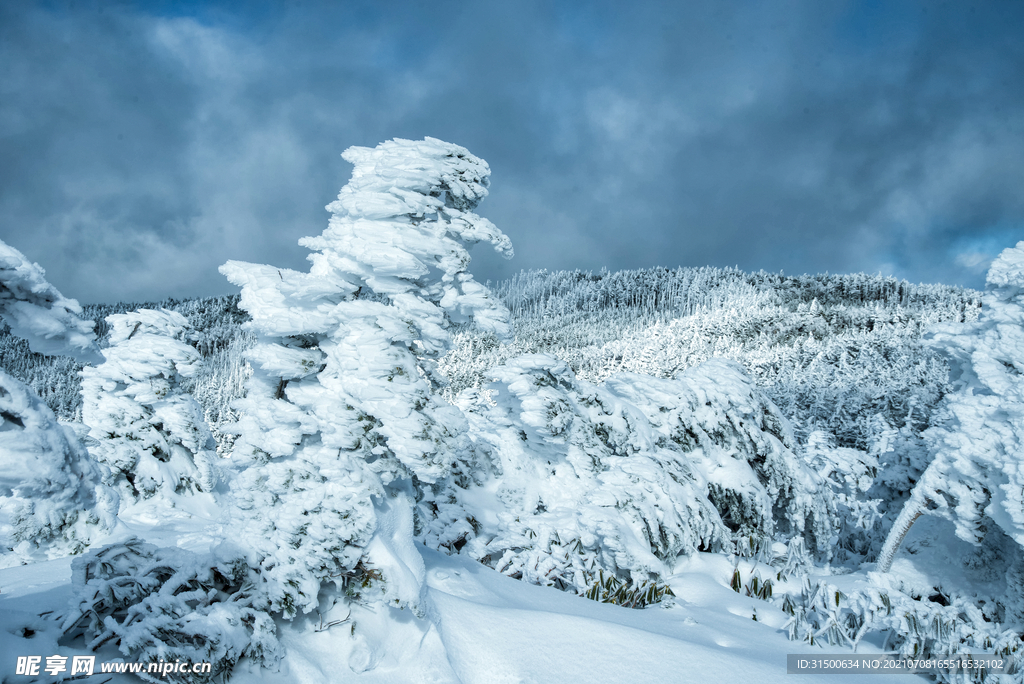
left=0, top=369, right=116, bottom=565
left=1, top=543, right=921, bottom=684
left=1, top=144, right=1021, bottom=683
left=81, top=309, right=219, bottom=502
left=889, top=240, right=1024, bottom=548
left=0, top=239, right=101, bottom=364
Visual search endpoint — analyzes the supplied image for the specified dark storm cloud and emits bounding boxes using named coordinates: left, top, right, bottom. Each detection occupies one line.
left=1, top=0, right=1022, bottom=304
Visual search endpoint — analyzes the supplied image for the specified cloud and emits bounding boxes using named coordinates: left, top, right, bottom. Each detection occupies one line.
left=1, top=1, right=1022, bottom=303
left=955, top=252, right=994, bottom=275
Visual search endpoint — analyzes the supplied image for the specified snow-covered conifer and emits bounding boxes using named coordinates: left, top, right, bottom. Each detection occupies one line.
left=81, top=309, right=218, bottom=502
left=0, top=239, right=113, bottom=563
left=452, top=355, right=832, bottom=592
left=0, top=239, right=100, bottom=363
left=878, top=241, right=1024, bottom=571
left=0, top=369, right=116, bottom=563
left=615, top=359, right=834, bottom=551
left=0, top=239, right=116, bottom=561
left=219, top=137, right=513, bottom=617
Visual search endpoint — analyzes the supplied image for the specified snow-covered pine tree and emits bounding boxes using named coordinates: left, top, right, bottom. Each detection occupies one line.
left=452, top=354, right=833, bottom=594
left=878, top=241, right=1024, bottom=572
left=81, top=309, right=219, bottom=502
left=0, top=239, right=114, bottom=563
left=0, top=370, right=116, bottom=563
left=613, top=359, right=835, bottom=552
left=454, top=354, right=726, bottom=591
left=0, top=239, right=102, bottom=364
left=219, top=137, right=513, bottom=619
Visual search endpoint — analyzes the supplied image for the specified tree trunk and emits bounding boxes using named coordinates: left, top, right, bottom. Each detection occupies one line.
left=875, top=499, right=923, bottom=573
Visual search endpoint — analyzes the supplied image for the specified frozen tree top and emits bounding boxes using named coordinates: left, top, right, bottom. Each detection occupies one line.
left=224, top=136, right=513, bottom=341
left=338, top=137, right=493, bottom=214
left=986, top=240, right=1024, bottom=295
left=0, top=239, right=100, bottom=363
left=106, top=308, right=190, bottom=345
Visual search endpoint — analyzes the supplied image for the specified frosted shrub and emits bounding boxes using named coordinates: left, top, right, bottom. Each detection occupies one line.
left=81, top=309, right=219, bottom=502
left=614, top=359, right=834, bottom=550
left=0, top=370, right=116, bottom=563
left=219, top=137, right=513, bottom=619
left=802, top=429, right=888, bottom=562
left=61, top=538, right=280, bottom=683
left=780, top=578, right=1023, bottom=683
left=582, top=569, right=675, bottom=609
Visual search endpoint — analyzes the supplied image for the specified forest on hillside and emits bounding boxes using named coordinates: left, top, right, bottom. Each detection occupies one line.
left=0, top=266, right=988, bottom=572
left=0, top=266, right=982, bottom=451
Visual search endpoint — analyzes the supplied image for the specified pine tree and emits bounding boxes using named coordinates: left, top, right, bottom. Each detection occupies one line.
left=0, top=239, right=112, bottom=563
left=81, top=309, right=219, bottom=502
left=219, top=137, right=513, bottom=618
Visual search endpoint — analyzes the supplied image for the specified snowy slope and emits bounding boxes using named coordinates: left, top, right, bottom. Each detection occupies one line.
left=1, top=544, right=920, bottom=684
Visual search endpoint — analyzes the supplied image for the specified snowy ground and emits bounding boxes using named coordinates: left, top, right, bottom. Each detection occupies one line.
left=1, top=510, right=932, bottom=684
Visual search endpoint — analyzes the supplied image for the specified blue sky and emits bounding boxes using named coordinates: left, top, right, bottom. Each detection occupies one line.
left=2, top=0, right=1022, bottom=303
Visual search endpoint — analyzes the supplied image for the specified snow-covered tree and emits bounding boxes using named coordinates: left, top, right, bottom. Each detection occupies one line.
left=451, top=355, right=833, bottom=593
left=81, top=309, right=218, bottom=502
left=618, top=359, right=835, bottom=549
left=0, top=369, right=116, bottom=563
left=0, top=239, right=113, bottom=563
left=219, top=137, right=513, bottom=618
left=0, top=239, right=101, bottom=364
left=878, top=241, right=1024, bottom=571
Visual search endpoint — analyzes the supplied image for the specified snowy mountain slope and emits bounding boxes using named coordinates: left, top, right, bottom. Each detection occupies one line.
left=1, top=544, right=920, bottom=684
left=0, top=271, right=1003, bottom=683
left=0, top=267, right=981, bottom=451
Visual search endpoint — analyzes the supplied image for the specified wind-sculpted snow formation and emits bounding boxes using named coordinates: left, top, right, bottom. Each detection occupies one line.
left=450, top=354, right=833, bottom=592
left=0, top=369, right=116, bottom=564
left=923, top=241, right=1024, bottom=544
left=81, top=309, right=219, bottom=501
